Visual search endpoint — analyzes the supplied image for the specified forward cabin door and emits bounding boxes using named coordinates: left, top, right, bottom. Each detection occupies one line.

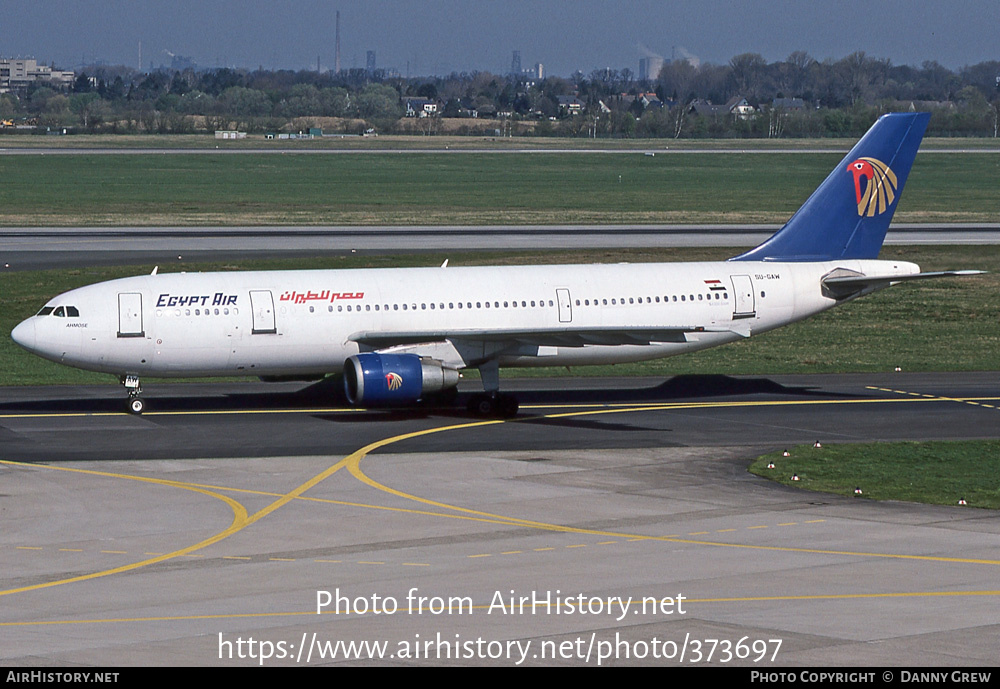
left=117, top=293, right=144, bottom=338
left=730, top=275, right=755, bottom=319
left=249, top=290, right=277, bottom=334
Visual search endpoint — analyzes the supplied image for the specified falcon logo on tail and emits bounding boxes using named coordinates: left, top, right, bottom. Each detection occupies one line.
left=848, top=157, right=898, bottom=217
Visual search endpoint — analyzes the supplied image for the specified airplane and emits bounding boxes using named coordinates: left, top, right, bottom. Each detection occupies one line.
left=10, top=112, right=981, bottom=417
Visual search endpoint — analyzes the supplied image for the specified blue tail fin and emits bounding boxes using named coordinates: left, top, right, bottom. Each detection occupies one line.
left=730, top=112, right=930, bottom=262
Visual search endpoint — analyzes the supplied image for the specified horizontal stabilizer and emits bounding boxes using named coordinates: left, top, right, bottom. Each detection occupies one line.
left=822, top=269, right=985, bottom=299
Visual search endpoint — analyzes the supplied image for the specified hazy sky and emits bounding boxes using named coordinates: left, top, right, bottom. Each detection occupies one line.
left=4, top=1, right=998, bottom=76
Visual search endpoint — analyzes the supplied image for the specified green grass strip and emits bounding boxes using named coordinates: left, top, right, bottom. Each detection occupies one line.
left=751, top=441, right=1000, bottom=509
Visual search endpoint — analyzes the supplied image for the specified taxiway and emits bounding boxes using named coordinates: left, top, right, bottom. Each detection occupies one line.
left=2, top=372, right=999, bottom=666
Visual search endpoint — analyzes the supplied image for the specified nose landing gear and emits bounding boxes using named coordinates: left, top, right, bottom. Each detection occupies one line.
left=121, top=375, right=145, bottom=414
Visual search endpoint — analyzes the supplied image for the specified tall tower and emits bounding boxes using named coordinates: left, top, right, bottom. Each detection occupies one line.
left=335, top=10, right=341, bottom=74
left=511, top=50, right=521, bottom=75
left=366, top=50, right=376, bottom=72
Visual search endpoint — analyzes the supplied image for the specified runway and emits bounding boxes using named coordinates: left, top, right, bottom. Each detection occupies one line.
left=2, top=372, right=1000, bottom=666
left=3, top=224, right=1000, bottom=271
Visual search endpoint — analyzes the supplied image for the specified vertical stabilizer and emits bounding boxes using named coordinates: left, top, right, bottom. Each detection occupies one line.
left=731, top=112, right=929, bottom=262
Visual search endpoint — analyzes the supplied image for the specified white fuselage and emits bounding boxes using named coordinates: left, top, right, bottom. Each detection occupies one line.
left=12, top=259, right=920, bottom=379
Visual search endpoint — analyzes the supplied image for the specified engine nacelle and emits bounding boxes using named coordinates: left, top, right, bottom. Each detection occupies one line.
left=343, top=353, right=460, bottom=405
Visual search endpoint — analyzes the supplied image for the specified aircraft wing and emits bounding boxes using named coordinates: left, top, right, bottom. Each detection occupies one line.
left=349, top=322, right=751, bottom=350
left=822, top=270, right=984, bottom=299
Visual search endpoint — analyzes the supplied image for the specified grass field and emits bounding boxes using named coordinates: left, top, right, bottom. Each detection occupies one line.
left=3, top=132, right=999, bottom=150
left=751, top=441, right=1000, bottom=509
left=2, top=246, right=997, bottom=386
left=1, top=150, right=997, bottom=226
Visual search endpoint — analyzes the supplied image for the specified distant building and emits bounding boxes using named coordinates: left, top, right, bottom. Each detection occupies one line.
left=639, top=92, right=663, bottom=109
left=556, top=95, right=584, bottom=116
left=771, top=97, right=805, bottom=111
left=169, top=54, right=196, bottom=71
left=366, top=51, right=376, bottom=73
left=403, top=97, right=439, bottom=117
left=725, top=96, right=756, bottom=120
left=511, top=50, right=521, bottom=76
left=0, top=58, right=74, bottom=94
left=639, top=56, right=664, bottom=82
left=689, top=96, right=756, bottom=120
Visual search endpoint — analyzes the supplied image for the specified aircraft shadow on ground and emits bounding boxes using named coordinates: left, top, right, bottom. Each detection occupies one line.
left=0, top=374, right=860, bottom=417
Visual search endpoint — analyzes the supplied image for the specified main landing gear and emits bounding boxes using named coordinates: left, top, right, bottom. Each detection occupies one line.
left=467, top=361, right=519, bottom=418
left=466, top=392, right=519, bottom=418
left=121, top=374, right=145, bottom=414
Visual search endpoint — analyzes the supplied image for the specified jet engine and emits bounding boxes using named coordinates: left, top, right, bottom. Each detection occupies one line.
left=343, top=353, right=460, bottom=405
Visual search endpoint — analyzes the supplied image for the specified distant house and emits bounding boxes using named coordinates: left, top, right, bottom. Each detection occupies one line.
left=689, top=96, right=756, bottom=120
left=689, top=99, right=724, bottom=117
left=725, top=96, right=756, bottom=119
left=403, top=98, right=439, bottom=117
left=639, top=92, right=664, bottom=109
left=556, top=95, right=585, bottom=115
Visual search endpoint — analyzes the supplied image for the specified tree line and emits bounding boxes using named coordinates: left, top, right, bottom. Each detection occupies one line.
left=2, top=51, right=998, bottom=137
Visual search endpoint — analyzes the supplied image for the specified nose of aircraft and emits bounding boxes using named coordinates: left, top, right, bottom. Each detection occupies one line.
left=11, top=319, right=36, bottom=352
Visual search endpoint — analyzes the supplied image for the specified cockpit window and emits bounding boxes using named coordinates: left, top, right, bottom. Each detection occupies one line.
left=36, top=305, right=79, bottom=317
